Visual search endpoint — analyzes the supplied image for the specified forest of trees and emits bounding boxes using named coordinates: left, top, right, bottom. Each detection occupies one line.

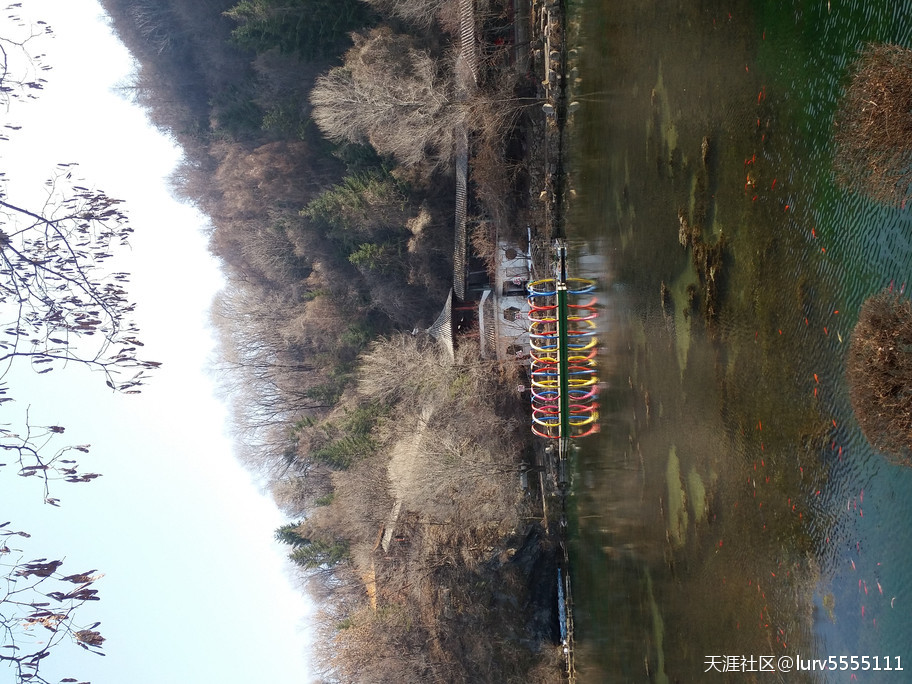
left=96, top=0, right=559, bottom=681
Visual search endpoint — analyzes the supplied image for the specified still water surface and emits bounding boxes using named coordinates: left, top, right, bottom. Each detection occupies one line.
left=569, top=1, right=912, bottom=681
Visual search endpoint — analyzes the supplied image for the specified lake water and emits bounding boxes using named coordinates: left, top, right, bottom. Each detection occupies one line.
left=568, top=0, right=912, bottom=681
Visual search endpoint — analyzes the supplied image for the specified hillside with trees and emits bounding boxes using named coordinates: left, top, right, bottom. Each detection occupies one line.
left=97, top=0, right=560, bottom=680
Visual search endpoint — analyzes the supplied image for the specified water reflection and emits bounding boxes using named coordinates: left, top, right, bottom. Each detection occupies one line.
left=569, top=0, right=912, bottom=681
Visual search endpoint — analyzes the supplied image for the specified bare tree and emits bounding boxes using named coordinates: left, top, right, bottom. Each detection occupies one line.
left=0, top=170, right=160, bottom=392
left=0, top=9, right=163, bottom=457
left=359, top=0, right=450, bottom=28
left=1, top=411, right=99, bottom=506
left=1, top=12, right=158, bottom=389
left=209, top=283, right=337, bottom=475
left=0, top=13, right=158, bottom=683
left=0, top=6, right=52, bottom=113
left=1, top=522, right=105, bottom=684
left=310, top=27, right=464, bottom=169
left=834, top=43, right=912, bottom=206
left=0, top=7, right=157, bottom=507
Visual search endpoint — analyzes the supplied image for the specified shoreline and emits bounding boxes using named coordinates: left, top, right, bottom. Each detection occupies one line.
left=514, top=1, right=581, bottom=680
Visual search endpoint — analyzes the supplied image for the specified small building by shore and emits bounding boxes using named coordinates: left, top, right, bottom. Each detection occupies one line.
left=478, top=238, right=532, bottom=360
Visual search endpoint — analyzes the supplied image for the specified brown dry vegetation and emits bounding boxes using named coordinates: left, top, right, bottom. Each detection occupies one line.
left=311, top=26, right=465, bottom=170
left=834, top=43, right=912, bottom=206
left=294, top=336, right=557, bottom=683
left=847, top=290, right=912, bottom=465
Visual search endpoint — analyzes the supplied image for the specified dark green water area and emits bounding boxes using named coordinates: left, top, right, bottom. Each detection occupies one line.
left=568, top=1, right=912, bottom=681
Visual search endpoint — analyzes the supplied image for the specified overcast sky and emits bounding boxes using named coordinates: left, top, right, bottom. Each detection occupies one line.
left=2, top=2, right=313, bottom=682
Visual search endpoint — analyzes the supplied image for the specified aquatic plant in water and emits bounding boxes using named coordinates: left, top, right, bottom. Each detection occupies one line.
left=834, top=43, right=912, bottom=207
left=846, top=289, right=912, bottom=464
